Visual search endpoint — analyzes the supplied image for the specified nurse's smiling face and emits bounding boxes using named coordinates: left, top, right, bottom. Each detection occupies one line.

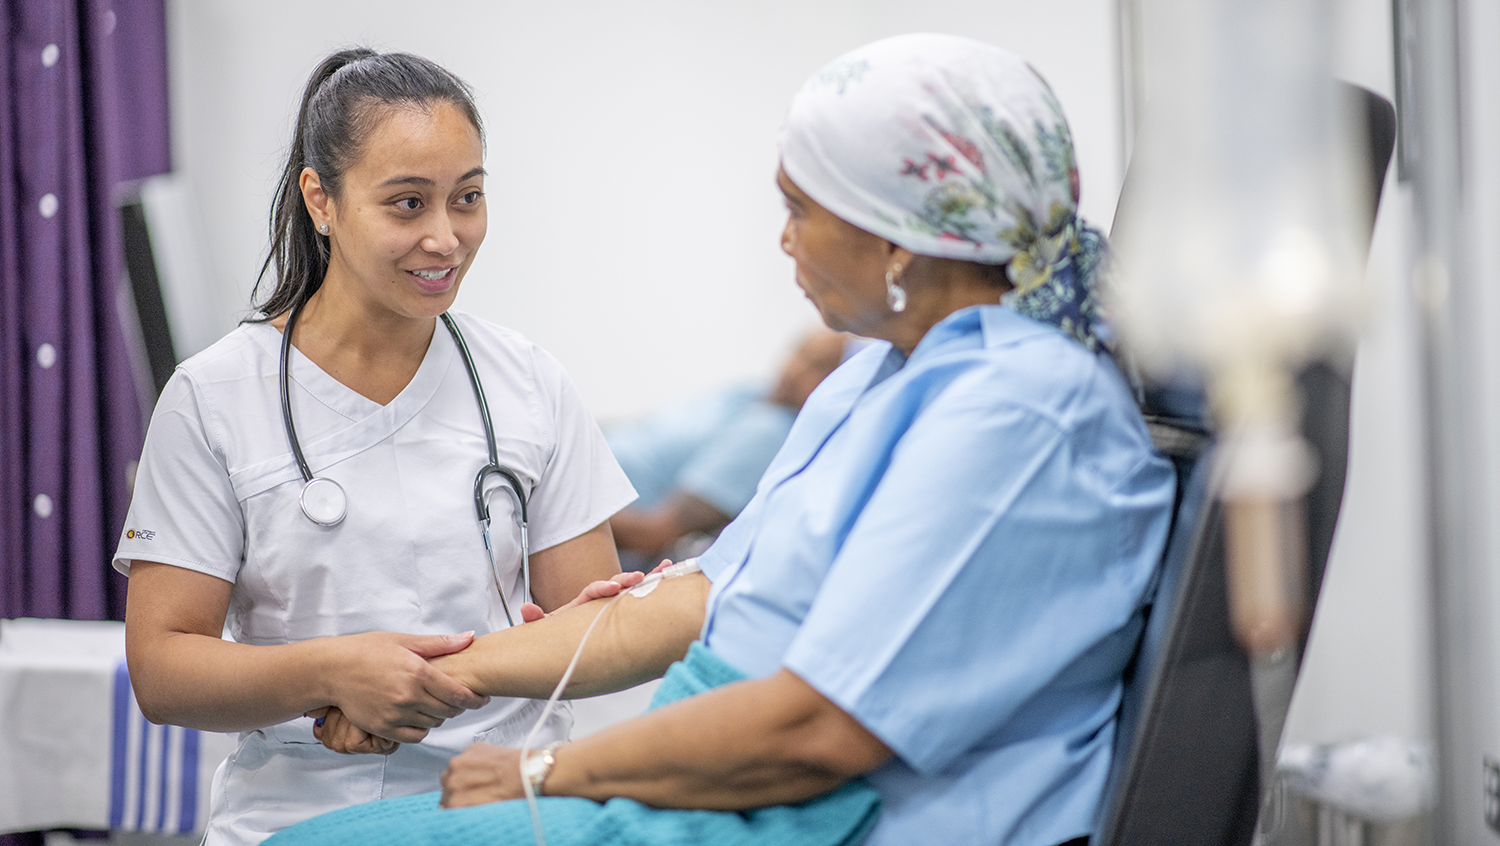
left=777, top=168, right=895, bottom=338
left=308, top=102, right=486, bottom=320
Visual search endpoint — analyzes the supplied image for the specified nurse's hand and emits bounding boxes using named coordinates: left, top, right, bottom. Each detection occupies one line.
left=517, top=569, right=651, bottom=623
left=308, top=706, right=399, bottom=755
left=326, top=631, right=492, bottom=743
left=440, top=742, right=525, bottom=807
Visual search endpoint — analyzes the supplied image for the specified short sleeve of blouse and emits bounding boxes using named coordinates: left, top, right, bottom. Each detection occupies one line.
left=781, top=364, right=1173, bottom=776
left=113, top=371, right=245, bottom=581
left=524, top=347, right=637, bottom=551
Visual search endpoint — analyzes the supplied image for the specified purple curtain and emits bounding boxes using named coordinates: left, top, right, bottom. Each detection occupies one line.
left=2, top=1, right=169, bottom=842
left=0, top=0, right=170, bottom=626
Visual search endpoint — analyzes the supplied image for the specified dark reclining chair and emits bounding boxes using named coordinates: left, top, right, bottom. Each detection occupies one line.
left=1091, top=83, right=1396, bottom=846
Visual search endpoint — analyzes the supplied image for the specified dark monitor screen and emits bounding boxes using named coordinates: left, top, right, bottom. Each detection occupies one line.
left=119, top=195, right=178, bottom=397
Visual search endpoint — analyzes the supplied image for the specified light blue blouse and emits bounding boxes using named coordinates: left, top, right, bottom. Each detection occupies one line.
left=698, top=305, right=1176, bottom=846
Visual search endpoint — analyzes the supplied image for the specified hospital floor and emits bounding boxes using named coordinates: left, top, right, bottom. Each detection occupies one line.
left=41, top=682, right=661, bottom=846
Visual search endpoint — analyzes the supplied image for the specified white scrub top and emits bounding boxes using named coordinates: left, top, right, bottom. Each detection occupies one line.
left=113, top=312, right=635, bottom=845
left=698, top=305, right=1176, bottom=846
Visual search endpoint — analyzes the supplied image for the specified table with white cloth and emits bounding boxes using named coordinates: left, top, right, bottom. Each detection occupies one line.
left=0, top=618, right=237, bottom=836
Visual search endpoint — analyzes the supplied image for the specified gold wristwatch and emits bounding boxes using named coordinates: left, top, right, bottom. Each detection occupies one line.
left=523, top=741, right=565, bottom=796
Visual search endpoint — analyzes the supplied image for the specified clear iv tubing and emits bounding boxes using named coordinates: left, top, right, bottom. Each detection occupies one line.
left=517, top=558, right=702, bottom=846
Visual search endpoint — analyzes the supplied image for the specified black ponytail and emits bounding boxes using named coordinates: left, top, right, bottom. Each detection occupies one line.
left=250, top=48, right=484, bottom=321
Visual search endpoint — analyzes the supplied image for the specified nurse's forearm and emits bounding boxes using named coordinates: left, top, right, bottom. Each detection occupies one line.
left=431, top=572, right=709, bottom=700
left=528, top=520, right=627, bottom=613
left=129, top=627, right=345, bottom=731
left=126, top=560, right=482, bottom=737
left=126, top=560, right=328, bottom=730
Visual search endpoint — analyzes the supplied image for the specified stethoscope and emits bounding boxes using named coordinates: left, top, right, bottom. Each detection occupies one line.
left=279, top=303, right=532, bottom=626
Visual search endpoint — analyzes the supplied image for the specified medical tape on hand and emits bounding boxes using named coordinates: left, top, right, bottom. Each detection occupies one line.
left=519, top=558, right=701, bottom=846
left=625, top=558, right=702, bottom=598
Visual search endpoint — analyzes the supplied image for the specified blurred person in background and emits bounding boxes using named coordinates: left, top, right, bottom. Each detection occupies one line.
left=606, top=329, right=847, bottom=568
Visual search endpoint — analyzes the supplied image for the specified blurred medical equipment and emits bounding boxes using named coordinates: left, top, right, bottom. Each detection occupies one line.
left=1113, top=0, right=1365, bottom=679
left=1093, top=360, right=1356, bottom=846
left=517, top=558, right=703, bottom=846
left=1277, top=736, right=1435, bottom=835
left=278, top=306, right=532, bottom=625
left=117, top=174, right=234, bottom=401
left=1112, top=0, right=1368, bottom=797
left=1258, top=736, right=1435, bottom=846
left=1105, top=0, right=1396, bottom=836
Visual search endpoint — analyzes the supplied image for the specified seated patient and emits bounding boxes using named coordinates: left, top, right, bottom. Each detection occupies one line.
left=606, top=329, right=847, bottom=567
left=282, top=33, right=1175, bottom=846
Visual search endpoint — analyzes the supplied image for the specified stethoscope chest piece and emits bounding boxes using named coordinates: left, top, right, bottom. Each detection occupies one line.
left=299, top=477, right=348, bottom=527
left=280, top=303, right=350, bottom=529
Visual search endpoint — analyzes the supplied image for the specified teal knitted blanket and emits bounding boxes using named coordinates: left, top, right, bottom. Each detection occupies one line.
left=267, top=642, right=881, bottom=846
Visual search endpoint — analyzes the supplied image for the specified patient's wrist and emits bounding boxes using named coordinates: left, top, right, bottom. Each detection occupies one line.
left=429, top=650, right=483, bottom=695
left=524, top=741, right=565, bottom=795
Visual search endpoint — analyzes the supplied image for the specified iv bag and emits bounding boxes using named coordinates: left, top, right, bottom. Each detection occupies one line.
left=1110, top=0, right=1367, bottom=382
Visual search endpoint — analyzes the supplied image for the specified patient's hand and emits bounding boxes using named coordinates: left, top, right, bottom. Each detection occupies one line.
left=516, top=569, right=654, bottom=623
left=441, top=742, right=526, bottom=807
left=308, top=706, right=400, bottom=755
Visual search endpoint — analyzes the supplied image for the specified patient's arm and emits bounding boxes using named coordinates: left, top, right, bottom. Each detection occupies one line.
left=311, top=568, right=686, bottom=755
left=440, top=667, right=893, bottom=810
left=430, top=571, right=711, bottom=700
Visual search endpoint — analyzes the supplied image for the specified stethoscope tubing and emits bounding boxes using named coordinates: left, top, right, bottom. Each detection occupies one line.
left=279, top=302, right=320, bottom=494
left=442, top=313, right=529, bottom=528
left=278, top=304, right=531, bottom=624
left=442, top=312, right=534, bottom=613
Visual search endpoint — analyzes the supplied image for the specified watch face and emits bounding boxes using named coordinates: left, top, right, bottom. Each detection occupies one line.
left=524, top=754, right=545, bottom=780
left=524, top=747, right=554, bottom=791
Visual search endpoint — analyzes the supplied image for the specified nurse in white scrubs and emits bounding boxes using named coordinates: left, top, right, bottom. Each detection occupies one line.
left=114, top=48, right=636, bottom=844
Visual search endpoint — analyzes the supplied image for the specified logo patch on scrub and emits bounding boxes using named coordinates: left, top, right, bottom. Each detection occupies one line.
left=125, top=528, right=156, bottom=541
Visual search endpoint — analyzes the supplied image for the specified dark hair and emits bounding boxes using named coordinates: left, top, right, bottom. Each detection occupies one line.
left=250, top=48, right=484, bottom=320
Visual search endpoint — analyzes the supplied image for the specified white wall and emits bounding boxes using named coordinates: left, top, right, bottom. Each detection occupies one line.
left=165, top=0, right=1120, bottom=421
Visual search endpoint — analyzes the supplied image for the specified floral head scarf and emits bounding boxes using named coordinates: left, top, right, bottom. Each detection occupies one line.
left=779, top=33, right=1109, bottom=351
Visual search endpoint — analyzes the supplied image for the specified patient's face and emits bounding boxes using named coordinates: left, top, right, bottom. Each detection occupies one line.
left=777, top=168, right=893, bottom=337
